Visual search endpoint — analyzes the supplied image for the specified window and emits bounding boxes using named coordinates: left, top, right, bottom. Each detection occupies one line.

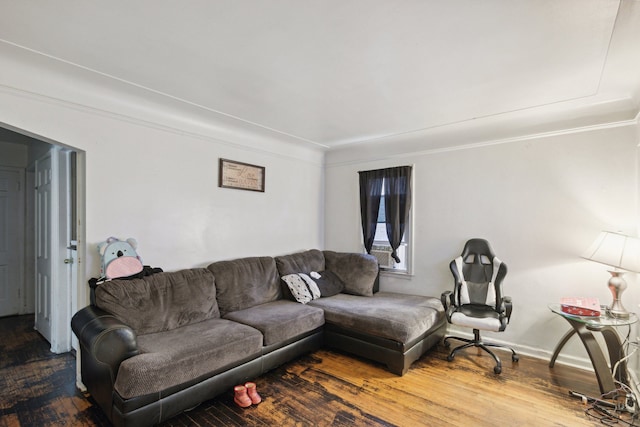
left=370, top=185, right=411, bottom=272
left=359, top=166, right=413, bottom=274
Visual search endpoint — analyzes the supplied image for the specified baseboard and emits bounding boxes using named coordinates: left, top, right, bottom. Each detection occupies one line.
left=443, top=330, right=594, bottom=373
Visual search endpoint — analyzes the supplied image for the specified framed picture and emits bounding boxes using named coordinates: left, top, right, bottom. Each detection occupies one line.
left=218, top=158, right=265, bottom=192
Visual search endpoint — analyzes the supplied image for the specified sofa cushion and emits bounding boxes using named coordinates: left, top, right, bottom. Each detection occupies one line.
left=95, top=268, right=219, bottom=335
left=323, top=251, right=378, bottom=297
left=309, top=292, right=444, bottom=345
left=113, top=318, right=263, bottom=399
left=275, top=249, right=325, bottom=276
left=223, top=300, right=325, bottom=346
left=207, top=257, right=281, bottom=316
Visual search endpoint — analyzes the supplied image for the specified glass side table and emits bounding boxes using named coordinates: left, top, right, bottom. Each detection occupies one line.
left=548, top=303, right=637, bottom=395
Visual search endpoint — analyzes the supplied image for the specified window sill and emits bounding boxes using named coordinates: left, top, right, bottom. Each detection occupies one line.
left=379, top=269, right=414, bottom=280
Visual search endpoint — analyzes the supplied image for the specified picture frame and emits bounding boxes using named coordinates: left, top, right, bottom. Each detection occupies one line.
left=218, top=158, right=265, bottom=192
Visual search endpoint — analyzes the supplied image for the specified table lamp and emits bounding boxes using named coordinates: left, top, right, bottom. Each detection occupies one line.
left=582, top=231, right=640, bottom=318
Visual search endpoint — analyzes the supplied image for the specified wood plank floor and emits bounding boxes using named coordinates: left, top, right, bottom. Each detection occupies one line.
left=0, top=314, right=633, bottom=426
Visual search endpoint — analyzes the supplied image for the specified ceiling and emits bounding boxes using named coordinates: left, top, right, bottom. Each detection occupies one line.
left=1, top=0, right=639, bottom=150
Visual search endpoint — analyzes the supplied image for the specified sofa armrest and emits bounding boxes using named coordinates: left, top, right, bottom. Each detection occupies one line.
left=72, top=305, right=139, bottom=371
left=71, top=305, right=139, bottom=416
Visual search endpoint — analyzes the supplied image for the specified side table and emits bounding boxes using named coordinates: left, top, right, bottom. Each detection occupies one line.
left=548, top=303, right=637, bottom=395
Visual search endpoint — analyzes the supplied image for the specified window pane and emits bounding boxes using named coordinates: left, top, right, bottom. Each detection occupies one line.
left=374, top=223, right=387, bottom=242
left=377, top=195, right=386, bottom=223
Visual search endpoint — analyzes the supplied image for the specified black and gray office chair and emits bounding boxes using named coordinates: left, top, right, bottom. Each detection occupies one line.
left=441, top=238, right=518, bottom=374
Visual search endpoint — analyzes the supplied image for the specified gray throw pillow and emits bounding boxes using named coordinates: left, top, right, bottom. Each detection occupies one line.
left=312, top=270, right=345, bottom=297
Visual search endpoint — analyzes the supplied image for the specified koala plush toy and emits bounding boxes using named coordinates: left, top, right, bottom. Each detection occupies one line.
left=97, top=237, right=144, bottom=279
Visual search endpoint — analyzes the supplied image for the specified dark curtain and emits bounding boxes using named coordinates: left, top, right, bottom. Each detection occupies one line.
left=359, top=166, right=412, bottom=262
left=358, top=169, right=385, bottom=254
left=383, top=166, right=412, bottom=263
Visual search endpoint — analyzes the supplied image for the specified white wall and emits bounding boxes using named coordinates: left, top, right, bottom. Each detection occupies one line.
left=0, top=49, right=325, bottom=310
left=79, top=118, right=324, bottom=270
left=325, top=124, right=640, bottom=366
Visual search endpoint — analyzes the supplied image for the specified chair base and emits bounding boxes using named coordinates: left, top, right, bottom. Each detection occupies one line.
left=443, top=329, right=519, bottom=374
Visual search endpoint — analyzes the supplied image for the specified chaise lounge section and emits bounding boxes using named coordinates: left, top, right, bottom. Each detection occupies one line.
left=71, top=249, right=445, bottom=427
left=275, top=249, right=446, bottom=375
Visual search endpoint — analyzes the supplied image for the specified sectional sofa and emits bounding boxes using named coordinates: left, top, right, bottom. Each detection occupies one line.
left=71, top=249, right=446, bottom=427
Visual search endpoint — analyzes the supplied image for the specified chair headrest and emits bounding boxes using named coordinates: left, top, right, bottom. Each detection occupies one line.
left=457, top=238, right=498, bottom=283
left=460, top=238, right=495, bottom=260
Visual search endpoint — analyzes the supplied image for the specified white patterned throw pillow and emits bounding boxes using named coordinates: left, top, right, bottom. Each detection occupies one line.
left=281, top=273, right=321, bottom=304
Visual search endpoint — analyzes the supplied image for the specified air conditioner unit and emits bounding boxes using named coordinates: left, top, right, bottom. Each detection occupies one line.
left=371, top=247, right=394, bottom=268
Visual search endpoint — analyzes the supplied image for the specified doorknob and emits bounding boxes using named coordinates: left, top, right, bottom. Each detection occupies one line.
left=64, top=258, right=74, bottom=264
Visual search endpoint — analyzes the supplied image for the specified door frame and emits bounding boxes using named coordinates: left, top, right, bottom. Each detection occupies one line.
left=51, top=147, right=69, bottom=353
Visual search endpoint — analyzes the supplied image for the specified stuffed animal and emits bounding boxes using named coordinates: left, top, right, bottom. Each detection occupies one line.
left=98, top=237, right=143, bottom=279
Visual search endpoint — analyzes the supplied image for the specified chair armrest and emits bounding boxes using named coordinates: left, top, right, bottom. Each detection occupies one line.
left=441, top=290, right=453, bottom=311
left=502, top=296, right=513, bottom=323
left=71, top=305, right=139, bottom=382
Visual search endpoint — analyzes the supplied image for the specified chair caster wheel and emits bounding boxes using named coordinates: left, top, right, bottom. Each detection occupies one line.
left=447, top=354, right=454, bottom=362
left=494, top=366, right=502, bottom=374
left=512, top=355, right=519, bottom=362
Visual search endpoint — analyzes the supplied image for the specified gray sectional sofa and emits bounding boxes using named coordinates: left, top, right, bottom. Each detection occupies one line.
left=71, top=249, right=446, bottom=427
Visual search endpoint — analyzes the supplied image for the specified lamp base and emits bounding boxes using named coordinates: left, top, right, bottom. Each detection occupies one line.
left=609, top=306, right=630, bottom=319
left=608, top=270, right=629, bottom=319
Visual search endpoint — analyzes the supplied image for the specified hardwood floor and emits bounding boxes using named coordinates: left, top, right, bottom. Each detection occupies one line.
left=0, top=314, right=632, bottom=426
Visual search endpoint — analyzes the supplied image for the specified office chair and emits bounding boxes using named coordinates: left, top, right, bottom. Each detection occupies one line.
left=441, top=238, right=518, bottom=374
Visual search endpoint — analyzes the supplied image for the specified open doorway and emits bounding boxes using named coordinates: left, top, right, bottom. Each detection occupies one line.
left=0, top=166, right=24, bottom=317
left=0, top=125, right=85, bottom=354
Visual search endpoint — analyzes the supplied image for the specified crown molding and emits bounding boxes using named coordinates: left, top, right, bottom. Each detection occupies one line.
left=325, top=117, right=638, bottom=168
left=0, top=83, right=325, bottom=166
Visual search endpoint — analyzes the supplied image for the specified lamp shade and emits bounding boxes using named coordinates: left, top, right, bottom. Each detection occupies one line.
left=582, top=231, right=640, bottom=273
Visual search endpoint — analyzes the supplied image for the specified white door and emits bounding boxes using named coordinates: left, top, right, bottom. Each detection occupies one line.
left=35, top=154, right=52, bottom=343
left=0, top=169, right=23, bottom=317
